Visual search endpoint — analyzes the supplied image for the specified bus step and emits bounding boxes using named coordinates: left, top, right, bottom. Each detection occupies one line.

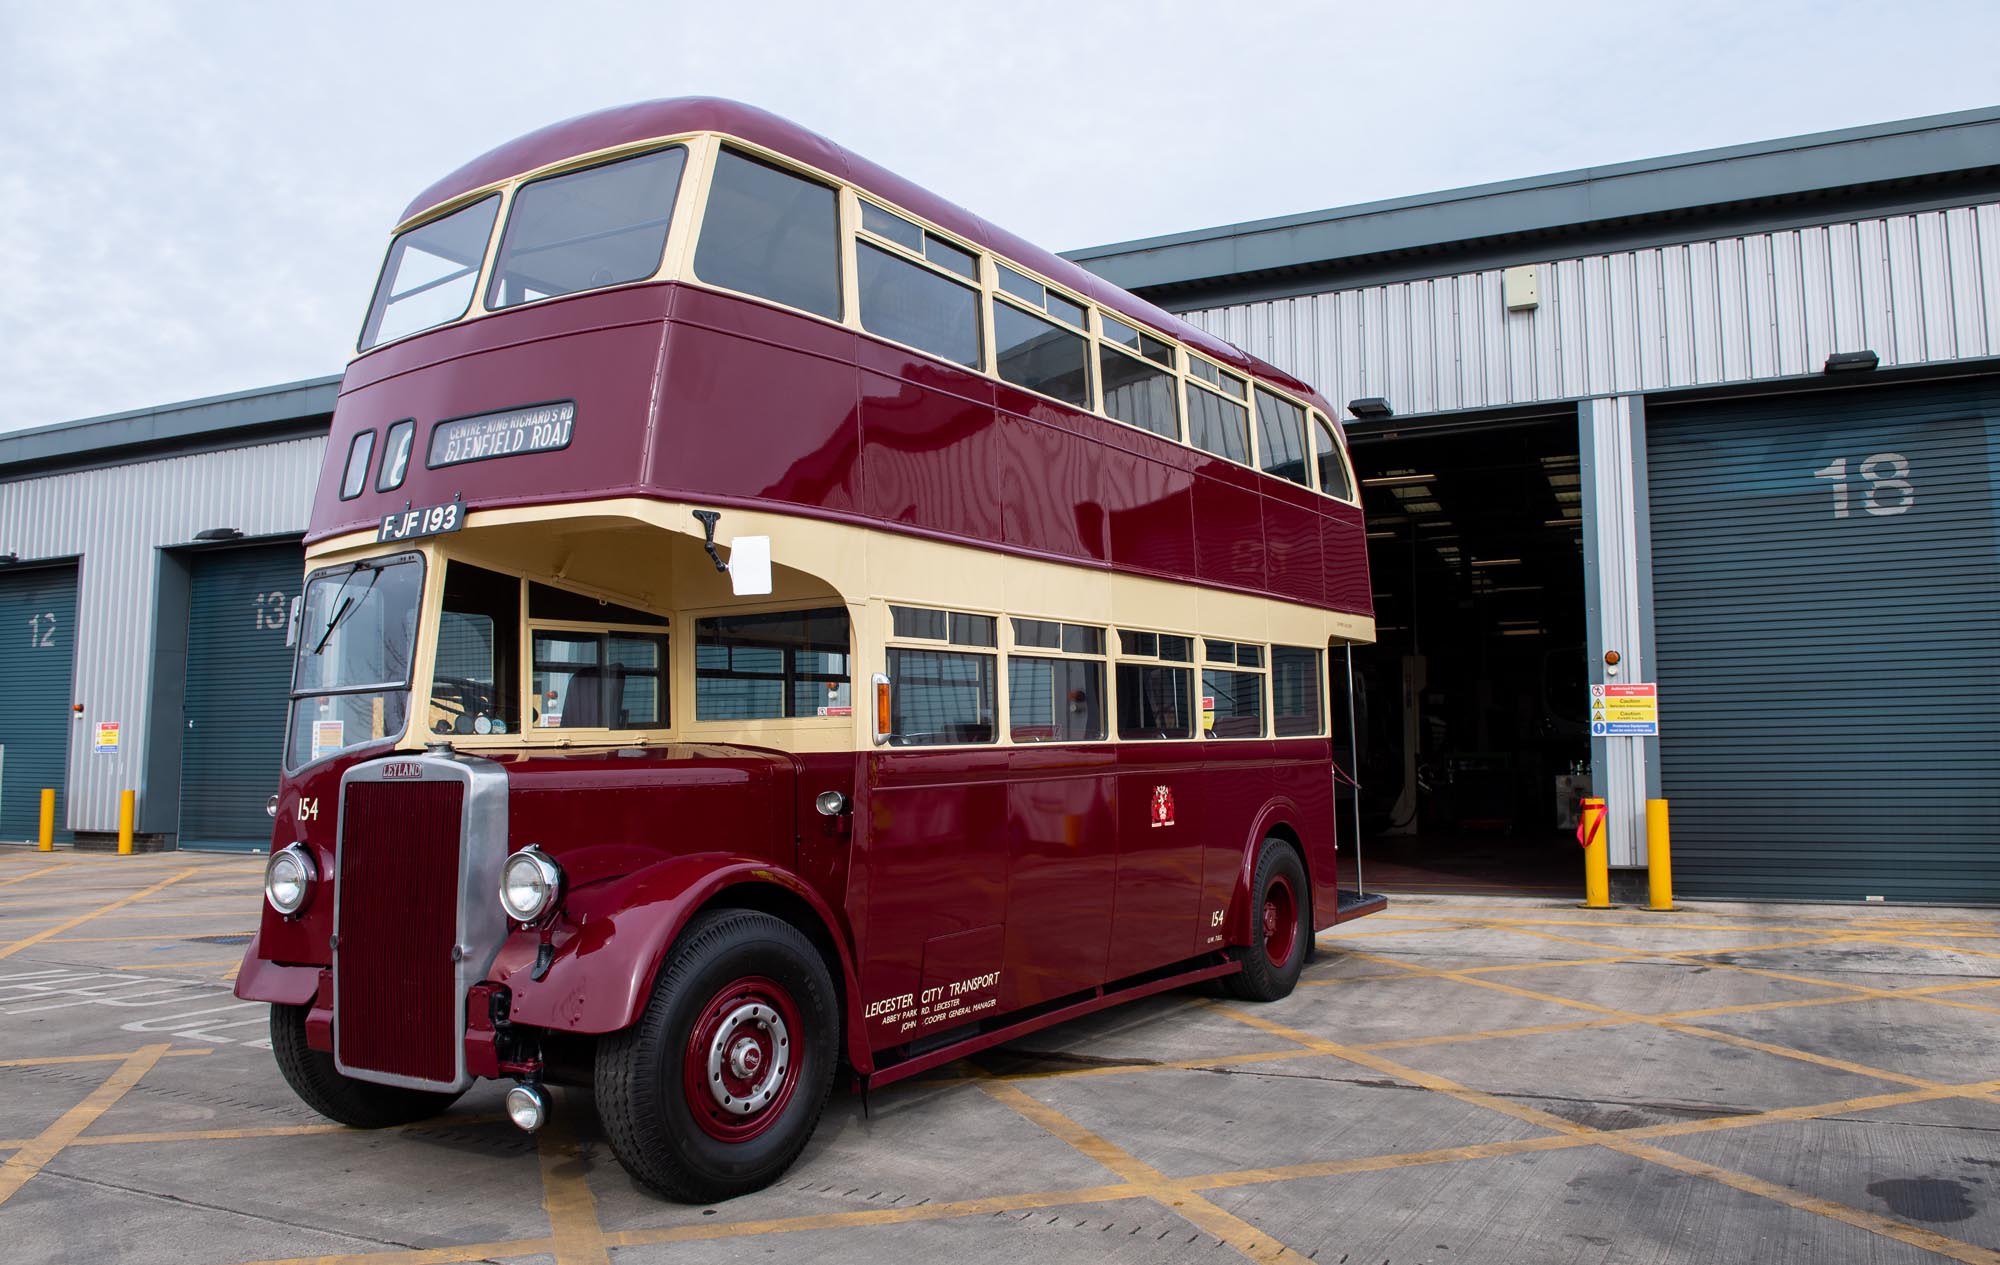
left=1331, top=888, right=1388, bottom=923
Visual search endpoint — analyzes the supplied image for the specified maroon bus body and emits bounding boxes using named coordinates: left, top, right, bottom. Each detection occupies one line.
left=239, top=100, right=1379, bottom=1184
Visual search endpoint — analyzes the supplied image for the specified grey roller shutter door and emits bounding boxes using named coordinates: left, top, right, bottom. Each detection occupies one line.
left=1648, top=378, right=2000, bottom=902
left=180, top=544, right=302, bottom=849
left=0, top=565, right=78, bottom=843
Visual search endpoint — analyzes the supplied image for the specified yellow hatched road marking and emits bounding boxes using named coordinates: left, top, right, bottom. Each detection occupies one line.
left=1204, top=1003, right=2000, bottom=1265
left=0, top=865, right=71, bottom=889
left=0, top=870, right=199, bottom=962
left=978, top=1078, right=1310, bottom=1263
left=0, top=1044, right=169, bottom=1206
left=0, top=1048, right=208, bottom=1072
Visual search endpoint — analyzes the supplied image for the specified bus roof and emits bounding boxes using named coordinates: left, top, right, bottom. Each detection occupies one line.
left=399, top=97, right=1328, bottom=412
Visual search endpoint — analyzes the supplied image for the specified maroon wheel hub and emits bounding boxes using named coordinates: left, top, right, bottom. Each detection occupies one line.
left=682, top=975, right=803, bottom=1142
left=1261, top=874, right=1298, bottom=968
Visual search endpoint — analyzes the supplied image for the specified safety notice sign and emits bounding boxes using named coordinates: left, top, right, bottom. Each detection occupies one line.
left=1589, top=683, right=1658, bottom=736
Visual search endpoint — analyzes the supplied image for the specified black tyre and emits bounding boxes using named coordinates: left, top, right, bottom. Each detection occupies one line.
left=595, top=909, right=837, bottom=1202
left=1221, top=840, right=1309, bottom=1002
left=268, top=1003, right=463, bottom=1128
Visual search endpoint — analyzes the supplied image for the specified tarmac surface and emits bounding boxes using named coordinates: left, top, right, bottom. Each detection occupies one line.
left=2, top=847, right=1998, bottom=1264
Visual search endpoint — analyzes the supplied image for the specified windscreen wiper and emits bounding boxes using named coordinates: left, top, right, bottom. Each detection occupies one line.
left=308, top=564, right=382, bottom=656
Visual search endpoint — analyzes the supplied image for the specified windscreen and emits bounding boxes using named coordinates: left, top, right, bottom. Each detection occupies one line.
left=286, top=555, right=423, bottom=767
left=358, top=196, right=500, bottom=350
left=487, top=146, right=688, bottom=308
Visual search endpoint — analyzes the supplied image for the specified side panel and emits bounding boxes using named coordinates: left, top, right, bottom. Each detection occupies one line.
left=853, top=749, right=1010, bottom=1049
left=858, top=342, right=1004, bottom=543
left=1000, top=748, right=1117, bottom=1010
left=655, top=289, right=862, bottom=512
left=1106, top=742, right=1208, bottom=980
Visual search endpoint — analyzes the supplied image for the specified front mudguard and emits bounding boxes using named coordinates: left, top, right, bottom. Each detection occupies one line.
left=490, top=853, right=872, bottom=1073
left=233, top=931, right=320, bottom=1005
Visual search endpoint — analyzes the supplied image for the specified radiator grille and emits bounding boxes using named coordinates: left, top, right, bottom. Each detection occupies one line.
left=336, top=779, right=463, bottom=1083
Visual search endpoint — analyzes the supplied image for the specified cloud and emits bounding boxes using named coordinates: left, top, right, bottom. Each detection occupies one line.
left=1, top=0, right=1994, bottom=430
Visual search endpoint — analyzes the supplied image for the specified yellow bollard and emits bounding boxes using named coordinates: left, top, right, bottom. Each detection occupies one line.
left=38, top=789, right=55, bottom=852
left=1579, top=796, right=1612, bottom=908
left=1646, top=798, right=1675, bottom=911
left=118, top=790, right=136, bottom=856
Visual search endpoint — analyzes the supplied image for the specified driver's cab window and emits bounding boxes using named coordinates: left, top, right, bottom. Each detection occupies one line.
left=528, top=583, right=670, bottom=730
left=434, top=562, right=521, bottom=736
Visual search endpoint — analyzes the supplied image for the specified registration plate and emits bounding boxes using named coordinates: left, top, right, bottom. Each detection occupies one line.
left=377, top=500, right=464, bottom=543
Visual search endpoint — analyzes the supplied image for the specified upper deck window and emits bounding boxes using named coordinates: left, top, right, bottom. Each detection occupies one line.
left=487, top=146, right=688, bottom=309
left=1188, top=356, right=1247, bottom=399
left=359, top=195, right=500, bottom=351
left=376, top=421, right=415, bottom=493
left=1099, top=314, right=1179, bottom=440
left=693, top=148, right=841, bottom=320
left=1312, top=413, right=1356, bottom=501
left=1255, top=388, right=1311, bottom=488
left=1186, top=375, right=1250, bottom=464
left=339, top=430, right=376, bottom=500
left=855, top=200, right=980, bottom=366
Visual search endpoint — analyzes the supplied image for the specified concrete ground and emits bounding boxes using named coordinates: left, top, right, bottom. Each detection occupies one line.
left=2, top=849, right=1998, bottom=1265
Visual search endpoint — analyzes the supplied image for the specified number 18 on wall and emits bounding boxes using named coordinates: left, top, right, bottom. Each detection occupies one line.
left=1812, top=453, right=1915, bottom=519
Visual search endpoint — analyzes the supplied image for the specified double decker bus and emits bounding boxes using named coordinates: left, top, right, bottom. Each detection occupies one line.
left=236, top=97, right=1381, bottom=1202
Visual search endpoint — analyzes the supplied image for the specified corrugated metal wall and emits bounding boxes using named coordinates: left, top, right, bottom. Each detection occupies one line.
left=0, top=436, right=324, bottom=832
left=1183, top=202, right=2000, bottom=416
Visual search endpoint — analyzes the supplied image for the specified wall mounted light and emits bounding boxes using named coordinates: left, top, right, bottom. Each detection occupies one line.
left=1348, top=397, right=1394, bottom=419
left=0, top=552, right=16, bottom=566
left=193, top=527, right=244, bottom=542
left=1824, top=350, right=1879, bottom=373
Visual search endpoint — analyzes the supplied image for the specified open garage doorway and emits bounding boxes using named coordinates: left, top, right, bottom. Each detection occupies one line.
left=1335, top=414, right=1589, bottom=896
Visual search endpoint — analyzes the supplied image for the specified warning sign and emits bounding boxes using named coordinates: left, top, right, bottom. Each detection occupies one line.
left=93, top=722, right=120, bottom=754
left=1589, top=683, right=1658, bottom=736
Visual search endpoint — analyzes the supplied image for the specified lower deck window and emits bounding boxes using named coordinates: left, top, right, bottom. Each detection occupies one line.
left=694, top=607, right=852, bottom=721
left=888, top=648, right=995, bottom=745
left=1008, top=656, right=1106, bottom=742
left=1272, top=646, right=1323, bottom=737
left=1116, top=663, right=1192, bottom=740
left=431, top=562, right=521, bottom=736
left=533, top=632, right=668, bottom=728
left=1202, top=669, right=1265, bottom=738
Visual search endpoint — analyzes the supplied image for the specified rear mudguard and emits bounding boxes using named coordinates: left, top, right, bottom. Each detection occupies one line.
left=490, top=852, right=872, bottom=1074
left=1222, top=799, right=1336, bottom=947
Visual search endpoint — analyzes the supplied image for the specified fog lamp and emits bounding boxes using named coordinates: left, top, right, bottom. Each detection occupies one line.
left=500, top=847, right=563, bottom=923
left=505, top=1083, right=549, bottom=1132
left=264, top=843, right=316, bottom=916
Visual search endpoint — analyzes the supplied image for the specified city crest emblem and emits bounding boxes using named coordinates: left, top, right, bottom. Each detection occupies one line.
left=1150, top=784, right=1175, bottom=828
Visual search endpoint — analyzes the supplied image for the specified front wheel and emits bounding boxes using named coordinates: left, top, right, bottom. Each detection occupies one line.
left=595, top=909, right=837, bottom=1202
left=1221, top=840, right=1309, bottom=1001
left=268, top=1003, right=463, bottom=1128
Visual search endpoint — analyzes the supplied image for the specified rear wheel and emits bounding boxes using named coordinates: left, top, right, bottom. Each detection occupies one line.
left=268, top=1003, right=463, bottom=1128
left=1221, top=841, right=1309, bottom=1001
left=595, top=910, right=837, bottom=1202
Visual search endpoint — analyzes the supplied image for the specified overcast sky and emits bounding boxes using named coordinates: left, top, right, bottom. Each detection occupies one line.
left=2, top=0, right=1995, bottom=432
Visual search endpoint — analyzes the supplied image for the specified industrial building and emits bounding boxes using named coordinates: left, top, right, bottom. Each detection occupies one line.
left=2, top=106, right=1995, bottom=900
